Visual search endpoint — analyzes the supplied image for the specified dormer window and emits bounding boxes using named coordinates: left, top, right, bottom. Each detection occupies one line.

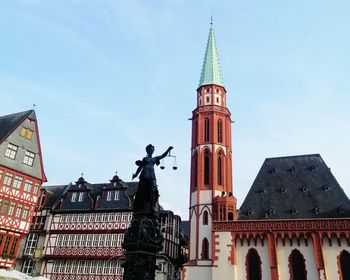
left=114, top=182, right=117, bottom=187
left=71, top=193, right=77, bottom=202
left=78, top=192, right=84, bottom=202
left=107, top=191, right=112, bottom=201
left=5, top=143, right=18, bottom=160
left=23, top=151, right=35, bottom=166
left=114, top=191, right=120, bottom=201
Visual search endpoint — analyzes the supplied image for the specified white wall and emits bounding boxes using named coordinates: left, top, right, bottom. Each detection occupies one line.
left=235, top=237, right=270, bottom=280
left=276, top=237, right=318, bottom=280
left=322, top=237, right=350, bottom=280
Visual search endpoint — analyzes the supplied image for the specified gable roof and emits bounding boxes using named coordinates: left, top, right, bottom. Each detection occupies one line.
left=0, top=110, right=33, bottom=143
left=238, top=154, right=350, bottom=220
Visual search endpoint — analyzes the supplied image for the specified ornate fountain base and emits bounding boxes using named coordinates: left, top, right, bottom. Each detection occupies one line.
left=122, top=213, right=163, bottom=280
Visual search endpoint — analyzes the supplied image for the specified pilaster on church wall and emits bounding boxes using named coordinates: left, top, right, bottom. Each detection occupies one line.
left=235, top=237, right=270, bottom=280
left=276, top=237, right=318, bottom=280
left=212, top=232, right=235, bottom=279
left=322, top=237, right=350, bottom=279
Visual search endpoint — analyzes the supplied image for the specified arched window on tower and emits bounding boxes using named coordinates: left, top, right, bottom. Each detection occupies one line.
left=339, top=250, right=350, bottom=280
left=204, top=149, right=210, bottom=185
left=201, top=238, right=209, bottom=259
left=217, top=152, right=222, bottom=186
left=194, top=120, right=198, bottom=145
left=203, top=210, right=208, bottom=225
left=289, top=249, right=307, bottom=280
left=217, top=119, right=223, bottom=143
left=193, top=152, right=198, bottom=190
left=245, top=248, right=262, bottom=280
left=204, top=118, right=210, bottom=142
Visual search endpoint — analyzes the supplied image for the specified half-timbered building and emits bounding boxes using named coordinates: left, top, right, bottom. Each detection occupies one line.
left=0, top=110, right=46, bottom=268
left=16, top=174, right=185, bottom=280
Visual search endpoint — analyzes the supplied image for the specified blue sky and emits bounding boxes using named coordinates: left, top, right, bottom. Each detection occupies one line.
left=1, top=0, right=349, bottom=219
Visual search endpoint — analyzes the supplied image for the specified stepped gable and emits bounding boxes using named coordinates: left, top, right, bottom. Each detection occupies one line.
left=238, top=154, right=350, bottom=220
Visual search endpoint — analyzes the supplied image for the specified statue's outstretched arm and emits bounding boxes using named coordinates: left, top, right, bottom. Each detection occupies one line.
left=155, top=146, right=173, bottom=161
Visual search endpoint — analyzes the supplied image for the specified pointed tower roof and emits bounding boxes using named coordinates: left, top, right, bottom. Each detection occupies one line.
left=198, top=25, right=224, bottom=88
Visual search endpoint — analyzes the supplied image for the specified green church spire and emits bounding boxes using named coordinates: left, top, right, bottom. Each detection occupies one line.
left=198, top=24, right=224, bottom=88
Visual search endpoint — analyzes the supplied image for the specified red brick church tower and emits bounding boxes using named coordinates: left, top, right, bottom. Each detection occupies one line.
left=187, top=24, right=236, bottom=271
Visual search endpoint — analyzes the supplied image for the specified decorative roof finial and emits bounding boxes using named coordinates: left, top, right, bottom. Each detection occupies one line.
left=81, top=172, right=84, bottom=178
left=33, top=104, right=36, bottom=110
left=210, top=16, right=213, bottom=26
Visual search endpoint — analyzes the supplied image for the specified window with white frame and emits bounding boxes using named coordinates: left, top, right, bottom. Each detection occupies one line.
left=117, top=234, right=124, bottom=247
left=59, top=214, right=66, bottom=223
left=13, top=176, right=23, bottom=189
left=87, top=235, right=93, bottom=246
left=24, top=233, right=38, bottom=255
left=59, top=261, right=65, bottom=273
left=103, top=261, right=109, bottom=274
left=83, top=213, right=89, bottom=222
left=98, top=235, right=104, bottom=247
left=116, top=213, right=121, bottom=222
left=15, top=204, right=23, bottom=218
left=104, top=234, right=111, bottom=247
left=114, top=191, right=120, bottom=200
left=68, top=235, right=74, bottom=247
left=128, top=212, right=133, bottom=221
left=89, top=213, right=95, bottom=222
left=107, top=191, right=112, bottom=201
left=108, top=213, right=114, bottom=222
left=116, top=261, right=123, bottom=275
left=121, top=213, right=127, bottom=221
left=33, top=183, right=40, bottom=195
left=56, top=235, right=63, bottom=246
left=22, top=206, right=29, bottom=220
left=77, top=260, right=84, bottom=274
left=5, top=143, right=18, bottom=159
left=84, top=261, right=90, bottom=274
left=23, top=151, right=35, bottom=166
left=62, top=235, right=69, bottom=247
left=102, top=213, right=108, bottom=222
left=22, top=259, right=35, bottom=275
left=71, top=192, right=77, bottom=202
left=3, top=173, right=13, bottom=186
left=109, top=260, right=117, bottom=274
left=8, top=202, right=15, bottom=216
left=24, top=180, right=33, bottom=192
left=96, top=213, right=102, bottom=222
left=80, top=234, right=87, bottom=247
left=97, top=260, right=103, bottom=274
left=78, top=192, right=84, bottom=202
left=90, top=261, right=97, bottom=274
left=93, top=235, right=99, bottom=247
left=111, top=234, right=118, bottom=247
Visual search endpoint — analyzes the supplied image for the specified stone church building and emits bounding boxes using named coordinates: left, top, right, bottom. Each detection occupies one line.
left=183, top=25, right=350, bottom=280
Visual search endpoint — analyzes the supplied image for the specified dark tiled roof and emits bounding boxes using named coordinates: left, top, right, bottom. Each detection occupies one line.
left=48, top=179, right=138, bottom=211
left=42, top=185, right=67, bottom=208
left=0, top=110, right=33, bottom=143
left=238, top=154, right=350, bottom=220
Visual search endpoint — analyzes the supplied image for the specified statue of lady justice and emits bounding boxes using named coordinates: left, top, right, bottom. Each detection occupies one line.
left=132, top=144, right=173, bottom=215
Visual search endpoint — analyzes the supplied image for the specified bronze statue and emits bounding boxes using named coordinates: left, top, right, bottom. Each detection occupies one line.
left=132, top=144, right=173, bottom=215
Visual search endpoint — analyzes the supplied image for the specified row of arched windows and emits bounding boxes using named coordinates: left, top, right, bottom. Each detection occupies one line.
left=203, top=118, right=223, bottom=143
left=245, top=248, right=350, bottom=280
left=194, top=149, right=223, bottom=187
